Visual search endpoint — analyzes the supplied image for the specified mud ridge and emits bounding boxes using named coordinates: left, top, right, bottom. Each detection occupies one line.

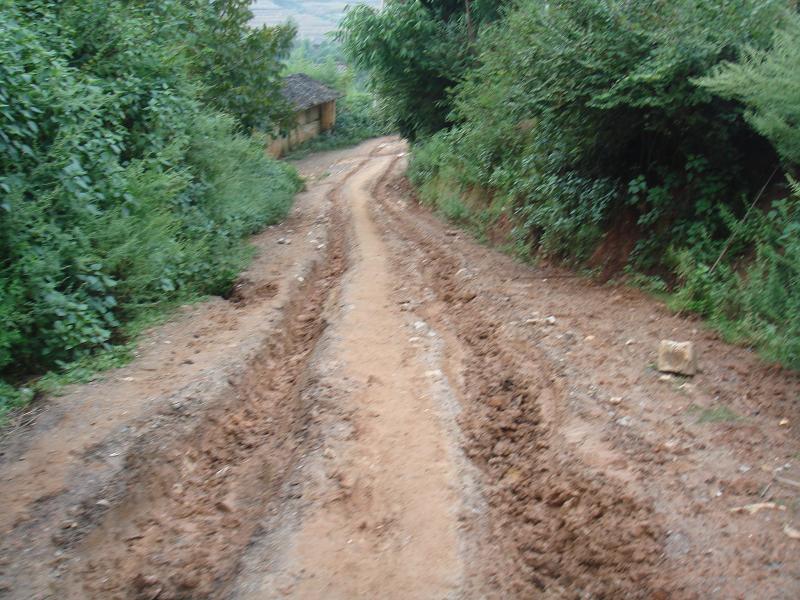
left=53, top=175, right=355, bottom=600
left=372, top=165, right=668, bottom=599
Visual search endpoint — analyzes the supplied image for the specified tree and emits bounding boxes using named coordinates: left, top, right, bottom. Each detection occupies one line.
left=337, top=0, right=507, bottom=140
left=185, top=0, right=296, bottom=132
left=699, top=13, right=800, bottom=167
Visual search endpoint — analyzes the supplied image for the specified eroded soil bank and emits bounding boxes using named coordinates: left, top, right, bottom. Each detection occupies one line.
left=1, top=138, right=799, bottom=599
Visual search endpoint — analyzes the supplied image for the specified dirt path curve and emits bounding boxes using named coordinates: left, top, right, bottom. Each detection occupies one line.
left=232, top=153, right=466, bottom=599
left=1, top=137, right=800, bottom=600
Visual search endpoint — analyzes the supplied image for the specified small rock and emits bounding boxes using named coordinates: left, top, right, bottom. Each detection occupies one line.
left=178, top=575, right=199, bottom=590
left=609, top=396, right=623, bottom=405
left=658, top=340, right=697, bottom=376
left=502, top=467, right=523, bottom=485
left=784, top=524, right=800, bottom=540
left=625, top=338, right=635, bottom=346
left=779, top=418, right=790, bottom=427
left=338, top=472, right=356, bottom=489
left=133, top=574, right=160, bottom=590
left=96, top=499, right=111, bottom=508
left=296, top=314, right=313, bottom=323
left=215, top=499, right=234, bottom=513
left=616, top=415, right=633, bottom=427
left=545, top=316, right=556, bottom=325
left=585, top=335, right=596, bottom=342
left=277, top=238, right=286, bottom=245
left=730, top=502, right=785, bottom=515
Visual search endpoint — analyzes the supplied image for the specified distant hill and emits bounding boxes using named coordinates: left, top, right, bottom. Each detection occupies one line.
left=250, top=0, right=382, bottom=41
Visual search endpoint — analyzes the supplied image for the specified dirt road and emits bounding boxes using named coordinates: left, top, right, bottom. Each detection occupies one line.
left=1, top=138, right=799, bottom=599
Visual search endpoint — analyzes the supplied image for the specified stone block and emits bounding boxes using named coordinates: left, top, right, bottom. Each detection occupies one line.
left=658, top=340, right=697, bottom=376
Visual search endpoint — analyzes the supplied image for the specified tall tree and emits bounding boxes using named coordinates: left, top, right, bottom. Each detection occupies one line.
left=338, top=0, right=507, bottom=140
left=186, top=0, right=296, bottom=131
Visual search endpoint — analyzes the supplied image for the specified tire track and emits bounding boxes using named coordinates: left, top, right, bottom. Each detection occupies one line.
left=55, top=153, right=371, bottom=600
left=371, top=161, right=668, bottom=599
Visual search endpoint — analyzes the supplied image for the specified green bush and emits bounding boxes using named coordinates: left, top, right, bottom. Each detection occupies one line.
left=0, top=0, right=302, bottom=414
left=404, top=0, right=800, bottom=368
left=285, top=40, right=352, bottom=92
left=445, top=0, right=784, bottom=248
left=185, top=0, right=296, bottom=132
left=671, top=191, right=800, bottom=368
left=698, top=14, right=800, bottom=166
left=338, top=0, right=509, bottom=140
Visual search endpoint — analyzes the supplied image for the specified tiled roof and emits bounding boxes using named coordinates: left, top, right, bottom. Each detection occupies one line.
left=281, top=73, right=341, bottom=111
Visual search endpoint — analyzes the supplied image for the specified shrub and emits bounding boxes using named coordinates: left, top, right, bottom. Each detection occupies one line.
left=0, top=0, right=302, bottom=414
left=338, top=0, right=509, bottom=140
left=698, top=13, right=800, bottom=166
left=671, top=189, right=800, bottom=368
left=405, top=0, right=800, bottom=367
left=184, top=0, right=297, bottom=132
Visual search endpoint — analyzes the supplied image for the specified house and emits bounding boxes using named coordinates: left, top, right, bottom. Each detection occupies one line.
left=268, top=73, right=341, bottom=157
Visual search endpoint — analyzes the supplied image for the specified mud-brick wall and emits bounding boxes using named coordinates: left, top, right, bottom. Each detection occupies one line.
left=267, top=101, right=337, bottom=158
left=320, top=101, right=336, bottom=131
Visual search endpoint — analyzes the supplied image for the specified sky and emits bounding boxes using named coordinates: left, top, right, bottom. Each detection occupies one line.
left=250, top=0, right=382, bottom=41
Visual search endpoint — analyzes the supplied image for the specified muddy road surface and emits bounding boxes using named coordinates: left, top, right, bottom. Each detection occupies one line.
left=1, top=137, right=799, bottom=599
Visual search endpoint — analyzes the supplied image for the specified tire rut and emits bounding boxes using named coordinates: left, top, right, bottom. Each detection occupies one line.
left=372, top=162, right=668, bottom=599
left=230, top=149, right=468, bottom=599
left=60, top=162, right=362, bottom=600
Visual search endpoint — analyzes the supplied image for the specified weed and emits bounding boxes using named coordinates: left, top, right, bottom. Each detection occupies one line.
left=688, top=403, right=740, bottom=424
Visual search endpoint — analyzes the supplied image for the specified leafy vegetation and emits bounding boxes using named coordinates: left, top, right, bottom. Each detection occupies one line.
left=0, top=0, right=303, bottom=415
left=344, top=0, right=800, bottom=369
left=187, top=0, right=296, bottom=131
left=674, top=14, right=800, bottom=368
left=339, top=0, right=508, bottom=140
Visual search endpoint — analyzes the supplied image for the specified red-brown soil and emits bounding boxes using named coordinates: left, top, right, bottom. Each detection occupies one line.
left=0, top=138, right=798, bottom=599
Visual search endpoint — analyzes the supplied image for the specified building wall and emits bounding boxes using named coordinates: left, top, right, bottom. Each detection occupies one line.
left=321, top=101, right=336, bottom=131
left=267, top=101, right=337, bottom=158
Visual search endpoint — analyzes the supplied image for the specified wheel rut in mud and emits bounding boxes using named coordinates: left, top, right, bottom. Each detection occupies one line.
left=2, top=137, right=800, bottom=600
left=371, top=158, right=666, bottom=598
left=71, top=165, right=354, bottom=600
left=229, top=152, right=470, bottom=600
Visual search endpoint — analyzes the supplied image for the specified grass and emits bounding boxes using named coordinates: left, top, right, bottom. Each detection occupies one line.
left=439, top=194, right=470, bottom=222
left=0, top=294, right=207, bottom=427
left=283, top=130, right=368, bottom=159
left=687, top=403, right=741, bottom=424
